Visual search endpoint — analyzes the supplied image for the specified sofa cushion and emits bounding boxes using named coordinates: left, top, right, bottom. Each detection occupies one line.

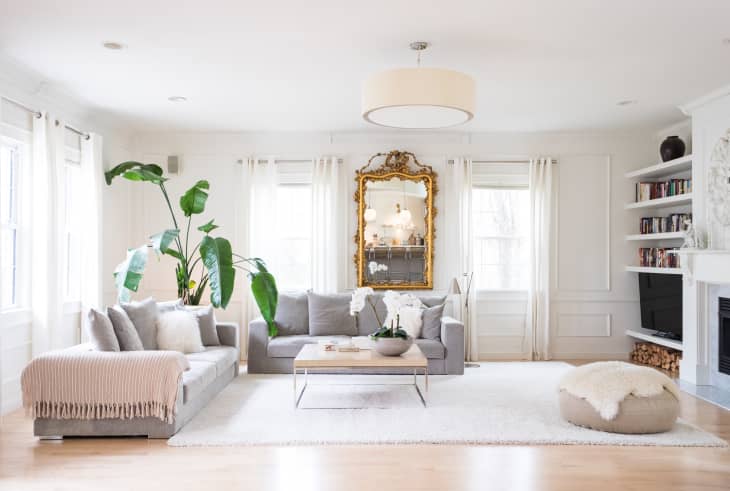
left=421, top=303, right=445, bottom=340
left=267, top=335, right=351, bottom=358
left=157, top=298, right=183, bottom=313
left=414, top=338, right=445, bottom=359
left=182, top=361, right=217, bottom=403
left=157, top=310, right=205, bottom=354
left=275, top=292, right=309, bottom=336
left=86, top=308, right=120, bottom=351
left=308, top=292, right=357, bottom=336
left=120, top=297, right=159, bottom=350
left=107, top=306, right=144, bottom=351
left=185, top=346, right=238, bottom=376
left=186, top=305, right=220, bottom=346
left=356, top=293, right=387, bottom=336
left=419, top=295, right=447, bottom=308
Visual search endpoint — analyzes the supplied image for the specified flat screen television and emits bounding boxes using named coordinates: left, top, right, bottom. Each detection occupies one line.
left=638, top=273, right=683, bottom=340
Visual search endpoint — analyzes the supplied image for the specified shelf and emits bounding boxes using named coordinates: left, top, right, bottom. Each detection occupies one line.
left=625, top=266, right=684, bottom=275
left=625, top=193, right=692, bottom=210
left=625, top=231, right=685, bottom=241
left=626, top=328, right=683, bottom=351
left=625, top=154, right=693, bottom=179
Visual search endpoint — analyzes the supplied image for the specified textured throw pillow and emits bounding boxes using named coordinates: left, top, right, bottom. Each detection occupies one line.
left=421, top=303, right=445, bottom=340
left=121, top=297, right=160, bottom=350
left=396, top=306, right=423, bottom=338
left=307, top=292, right=357, bottom=336
left=107, top=306, right=144, bottom=351
left=157, top=298, right=184, bottom=313
left=157, top=310, right=205, bottom=354
left=274, top=292, right=309, bottom=336
left=86, top=308, right=120, bottom=352
left=188, top=305, right=220, bottom=346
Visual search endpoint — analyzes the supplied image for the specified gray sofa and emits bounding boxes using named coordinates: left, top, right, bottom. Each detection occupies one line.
left=248, top=292, right=464, bottom=375
left=33, top=322, right=239, bottom=439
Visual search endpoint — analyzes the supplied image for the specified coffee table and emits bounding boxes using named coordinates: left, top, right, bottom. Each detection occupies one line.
left=293, top=342, right=429, bottom=408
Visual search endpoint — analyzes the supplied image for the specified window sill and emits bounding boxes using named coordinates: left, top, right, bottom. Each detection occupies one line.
left=0, top=307, right=32, bottom=327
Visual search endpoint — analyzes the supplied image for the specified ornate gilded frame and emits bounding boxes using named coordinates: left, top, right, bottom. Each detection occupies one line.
left=354, top=150, right=438, bottom=289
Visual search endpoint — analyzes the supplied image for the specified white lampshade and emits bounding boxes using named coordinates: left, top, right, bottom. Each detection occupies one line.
left=362, top=68, right=476, bottom=129
left=399, top=208, right=412, bottom=224
left=448, top=277, right=462, bottom=295
left=364, top=207, right=377, bottom=222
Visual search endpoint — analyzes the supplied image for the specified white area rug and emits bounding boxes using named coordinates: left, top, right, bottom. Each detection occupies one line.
left=168, top=362, right=727, bottom=447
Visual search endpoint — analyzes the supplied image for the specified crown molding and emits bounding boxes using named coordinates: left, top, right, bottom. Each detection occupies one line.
left=679, top=84, right=730, bottom=116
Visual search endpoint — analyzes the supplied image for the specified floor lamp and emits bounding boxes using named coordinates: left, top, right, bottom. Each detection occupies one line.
left=449, top=273, right=478, bottom=368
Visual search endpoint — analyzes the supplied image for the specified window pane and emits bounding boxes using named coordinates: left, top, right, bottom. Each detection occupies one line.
left=274, top=184, right=312, bottom=290
left=473, top=187, right=530, bottom=290
left=64, top=163, right=82, bottom=299
left=1, top=146, right=16, bottom=224
left=0, top=229, right=17, bottom=307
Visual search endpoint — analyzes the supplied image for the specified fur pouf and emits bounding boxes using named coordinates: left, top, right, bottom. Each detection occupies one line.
left=156, top=310, right=205, bottom=354
left=558, top=361, right=680, bottom=421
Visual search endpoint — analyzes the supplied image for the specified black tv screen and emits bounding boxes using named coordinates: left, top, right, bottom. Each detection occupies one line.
left=638, top=273, right=683, bottom=340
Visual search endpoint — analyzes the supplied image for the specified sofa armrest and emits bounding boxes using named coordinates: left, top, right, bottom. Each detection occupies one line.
left=247, top=317, right=270, bottom=372
left=441, top=316, right=465, bottom=375
left=216, top=322, right=240, bottom=350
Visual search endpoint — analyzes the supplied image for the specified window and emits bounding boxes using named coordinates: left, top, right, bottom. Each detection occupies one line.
left=473, top=186, right=530, bottom=290
left=0, top=143, right=20, bottom=308
left=63, top=160, right=82, bottom=300
left=274, top=184, right=312, bottom=290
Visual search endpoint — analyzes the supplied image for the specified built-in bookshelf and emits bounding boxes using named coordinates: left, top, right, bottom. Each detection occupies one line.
left=624, top=154, right=693, bottom=273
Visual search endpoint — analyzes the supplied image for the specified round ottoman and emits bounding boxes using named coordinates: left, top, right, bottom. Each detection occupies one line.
left=558, top=361, right=680, bottom=434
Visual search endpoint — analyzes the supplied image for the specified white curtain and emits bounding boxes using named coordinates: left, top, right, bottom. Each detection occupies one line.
left=30, top=114, right=65, bottom=355
left=311, top=156, right=342, bottom=293
left=526, top=158, right=553, bottom=360
left=446, top=157, right=477, bottom=361
left=79, top=133, right=104, bottom=319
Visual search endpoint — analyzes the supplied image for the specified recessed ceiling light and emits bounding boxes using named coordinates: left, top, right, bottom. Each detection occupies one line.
left=168, top=96, right=187, bottom=102
left=616, top=99, right=638, bottom=106
left=102, top=41, right=126, bottom=50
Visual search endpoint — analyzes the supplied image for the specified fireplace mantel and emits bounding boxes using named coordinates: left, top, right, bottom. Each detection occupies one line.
left=677, top=249, right=730, bottom=284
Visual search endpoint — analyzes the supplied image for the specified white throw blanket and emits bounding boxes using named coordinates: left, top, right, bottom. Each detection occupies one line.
left=558, top=361, right=680, bottom=420
left=22, top=346, right=190, bottom=423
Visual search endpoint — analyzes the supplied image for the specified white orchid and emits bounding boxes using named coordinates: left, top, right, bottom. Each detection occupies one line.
left=350, top=287, right=375, bottom=316
left=368, top=261, right=388, bottom=275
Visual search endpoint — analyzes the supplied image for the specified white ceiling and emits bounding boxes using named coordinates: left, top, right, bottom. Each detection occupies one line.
left=2, top=0, right=730, bottom=133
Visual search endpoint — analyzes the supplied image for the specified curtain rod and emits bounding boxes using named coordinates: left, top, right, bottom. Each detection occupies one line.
left=236, top=158, right=343, bottom=164
left=448, top=159, right=557, bottom=165
left=1, top=96, right=90, bottom=140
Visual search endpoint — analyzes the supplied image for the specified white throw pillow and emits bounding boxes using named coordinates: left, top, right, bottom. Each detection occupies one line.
left=156, top=310, right=205, bottom=354
left=384, top=306, right=423, bottom=338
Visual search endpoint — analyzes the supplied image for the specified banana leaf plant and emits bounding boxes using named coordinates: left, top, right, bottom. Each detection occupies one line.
left=105, top=161, right=279, bottom=335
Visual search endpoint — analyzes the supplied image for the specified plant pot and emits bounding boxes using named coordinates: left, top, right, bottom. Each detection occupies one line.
left=660, top=136, right=686, bottom=162
left=373, top=336, right=414, bottom=356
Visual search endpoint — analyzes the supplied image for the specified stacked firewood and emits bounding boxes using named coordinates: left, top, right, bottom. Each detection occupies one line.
left=630, top=342, right=681, bottom=374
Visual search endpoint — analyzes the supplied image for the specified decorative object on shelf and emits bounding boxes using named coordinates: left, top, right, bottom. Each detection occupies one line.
left=681, top=219, right=705, bottom=249
left=105, top=162, right=279, bottom=335
left=362, top=41, right=475, bottom=129
left=659, top=135, right=686, bottom=162
left=708, top=128, right=730, bottom=226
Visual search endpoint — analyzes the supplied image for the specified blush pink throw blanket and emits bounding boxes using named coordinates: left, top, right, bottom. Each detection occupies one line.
left=22, top=347, right=190, bottom=423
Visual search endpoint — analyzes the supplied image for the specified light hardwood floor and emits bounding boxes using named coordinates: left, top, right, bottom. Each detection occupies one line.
left=1, top=363, right=729, bottom=491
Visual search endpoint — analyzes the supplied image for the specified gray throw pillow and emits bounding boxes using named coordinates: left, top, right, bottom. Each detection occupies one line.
left=107, top=306, right=144, bottom=351
left=274, top=292, right=309, bottom=336
left=120, top=297, right=159, bottom=350
left=157, top=298, right=183, bottom=313
left=421, top=303, right=445, bottom=340
left=356, top=293, right=387, bottom=336
left=307, top=292, right=357, bottom=336
left=86, top=308, right=120, bottom=351
left=188, top=305, right=220, bottom=346
left=419, top=295, right=447, bottom=308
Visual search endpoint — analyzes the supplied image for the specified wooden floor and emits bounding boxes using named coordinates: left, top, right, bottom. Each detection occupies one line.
left=1, top=364, right=729, bottom=491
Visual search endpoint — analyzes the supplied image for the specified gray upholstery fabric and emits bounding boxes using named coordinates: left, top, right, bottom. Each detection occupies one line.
left=216, top=322, right=239, bottom=351
left=421, top=303, right=445, bottom=340
left=267, top=335, right=351, bottom=358
left=121, top=297, right=160, bottom=350
left=188, top=305, right=220, bottom=346
left=182, top=361, right=217, bottom=403
left=441, top=316, right=465, bottom=374
left=307, top=292, right=357, bottom=336
left=86, top=308, right=120, bottom=351
left=356, top=293, right=387, bottom=336
left=414, top=338, right=445, bottom=359
left=157, top=299, right=183, bottom=313
left=419, top=295, right=447, bottom=308
left=185, top=346, right=238, bottom=375
left=107, top=306, right=144, bottom=351
left=274, top=292, right=310, bottom=336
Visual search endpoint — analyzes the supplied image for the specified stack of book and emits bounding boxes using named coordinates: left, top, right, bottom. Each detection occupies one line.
left=639, top=213, right=692, bottom=234
left=638, top=247, right=681, bottom=268
left=636, top=178, right=692, bottom=202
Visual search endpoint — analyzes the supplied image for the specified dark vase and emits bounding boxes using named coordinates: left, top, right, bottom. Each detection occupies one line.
left=660, top=136, right=686, bottom=162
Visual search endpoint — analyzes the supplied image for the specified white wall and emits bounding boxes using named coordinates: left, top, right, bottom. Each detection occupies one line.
left=128, top=130, right=656, bottom=360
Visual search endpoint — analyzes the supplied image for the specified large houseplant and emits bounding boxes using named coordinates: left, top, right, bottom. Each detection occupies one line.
left=105, top=161, right=279, bottom=335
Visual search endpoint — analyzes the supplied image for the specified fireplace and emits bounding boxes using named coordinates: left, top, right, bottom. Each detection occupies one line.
left=720, top=297, right=730, bottom=376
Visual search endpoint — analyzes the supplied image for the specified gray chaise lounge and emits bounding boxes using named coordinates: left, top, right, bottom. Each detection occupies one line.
left=248, top=292, right=464, bottom=375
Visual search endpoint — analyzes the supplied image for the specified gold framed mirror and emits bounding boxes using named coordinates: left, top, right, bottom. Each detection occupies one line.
left=354, top=150, right=437, bottom=289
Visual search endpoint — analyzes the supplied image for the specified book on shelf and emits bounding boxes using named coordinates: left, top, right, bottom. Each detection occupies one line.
left=635, top=178, right=692, bottom=202
left=638, top=247, right=681, bottom=268
left=639, top=213, right=692, bottom=234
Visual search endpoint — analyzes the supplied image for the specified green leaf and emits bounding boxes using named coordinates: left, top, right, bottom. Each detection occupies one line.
left=197, top=219, right=219, bottom=234
left=200, top=236, right=235, bottom=309
left=180, top=180, right=210, bottom=217
left=113, top=245, right=149, bottom=303
left=250, top=271, right=278, bottom=336
left=150, top=229, right=180, bottom=257
left=105, top=161, right=166, bottom=185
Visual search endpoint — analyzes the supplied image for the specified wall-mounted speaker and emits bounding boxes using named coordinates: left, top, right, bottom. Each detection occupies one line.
left=167, top=155, right=180, bottom=175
